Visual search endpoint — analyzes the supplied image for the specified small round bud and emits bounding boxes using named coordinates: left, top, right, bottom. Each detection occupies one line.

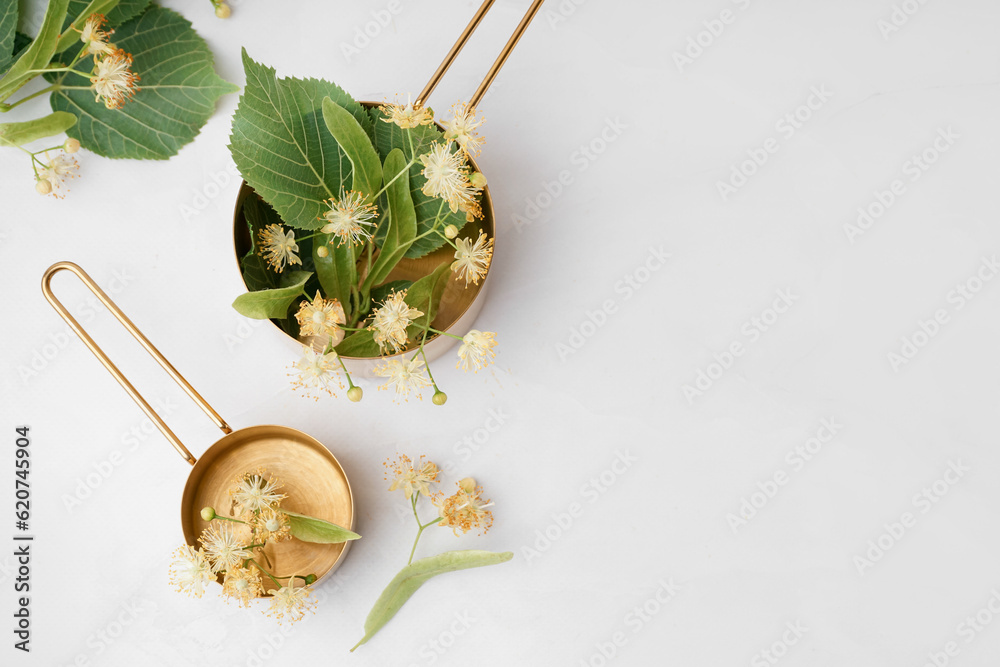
left=432, top=391, right=448, bottom=406
left=63, top=138, right=81, bottom=153
left=35, top=179, right=52, bottom=195
left=215, top=2, right=231, bottom=18
left=265, top=517, right=281, bottom=532
left=347, top=386, right=363, bottom=402
left=469, top=172, right=487, bottom=188
left=316, top=245, right=329, bottom=258
left=304, top=574, right=317, bottom=585
left=200, top=507, right=216, bottom=521
left=444, top=224, right=459, bottom=239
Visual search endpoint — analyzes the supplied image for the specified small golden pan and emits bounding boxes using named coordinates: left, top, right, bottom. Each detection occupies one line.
left=41, top=262, right=355, bottom=590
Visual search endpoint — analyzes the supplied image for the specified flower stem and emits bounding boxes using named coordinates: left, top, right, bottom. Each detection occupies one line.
left=337, top=353, right=356, bottom=389
left=427, top=327, right=464, bottom=340
left=1, top=84, right=60, bottom=111
left=212, top=515, right=247, bottom=524
left=249, top=559, right=283, bottom=588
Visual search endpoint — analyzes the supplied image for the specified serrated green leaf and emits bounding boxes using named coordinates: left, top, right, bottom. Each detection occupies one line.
left=50, top=6, right=237, bottom=159
left=229, top=49, right=373, bottom=231
left=334, top=329, right=380, bottom=358
left=0, top=1, right=18, bottom=73
left=232, top=271, right=311, bottom=320
left=362, top=148, right=416, bottom=294
left=370, top=107, right=470, bottom=259
left=0, top=110, right=75, bottom=146
left=404, top=260, right=452, bottom=339
left=60, top=0, right=150, bottom=46
left=282, top=509, right=359, bottom=544
left=352, top=550, right=513, bottom=651
left=0, top=0, right=69, bottom=103
left=321, top=96, right=381, bottom=198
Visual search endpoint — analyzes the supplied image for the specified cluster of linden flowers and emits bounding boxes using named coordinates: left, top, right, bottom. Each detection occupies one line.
left=168, top=469, right=318, bottom=624
left=257, top=97, right=500, bottom=404
left=22, top=14, right=141, bottom=197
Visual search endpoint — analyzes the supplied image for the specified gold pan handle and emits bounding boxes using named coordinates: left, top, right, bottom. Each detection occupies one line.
left=41, top=262, right=232, bottom=466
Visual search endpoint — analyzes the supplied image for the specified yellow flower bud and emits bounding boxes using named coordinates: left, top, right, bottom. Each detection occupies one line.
left=316, top=245, right=329, bottom=258
left=35, top=179, right=51, bottom=195
left=444, top=224, right=459, bottom=239
left=432, top=391, right=448, bottom=405
left=215, top=2, right=231, bottom=18
left=200, top=507, right=216, bottom=521
left=63, top=138, right=81, bottom=153
left=469, top=172, right=487, bottom=188
left=347, top=386, right=363, bottom=402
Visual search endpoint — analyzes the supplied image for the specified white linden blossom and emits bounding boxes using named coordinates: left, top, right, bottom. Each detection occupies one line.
left=379, top=96, right=434, bottom=129
left=222, top=566, right=264, bottom=607
left=321, top=188, right=378, bottom=247
left=267, top=580, right=317, bottom=624
left=443, top=102, right=485, bottom=156
left=419, top=143, right=479, bottom=213
left=80, top=14, right=115, bottom=57
left=291, top=345, right=342, bottom=396
left=451, top=232, right=493, bottom=286
left=295, top=293, right=346, bottom=339
left=91, top=49, right=139, bottom=109
left=456, top=330, right=498, bottom=372
left=373, top=357, right=433, bottom=399
left=199, top=523, right=252, bottom=573
left=36, top=153, right=79, bottom=197
left=231, top=469, right=286, bottom=516
left=258, top=224, right=301, bottom=273
left=169, top=545, right=215, bottom=598
left=369, top=291, right=423, bottom=355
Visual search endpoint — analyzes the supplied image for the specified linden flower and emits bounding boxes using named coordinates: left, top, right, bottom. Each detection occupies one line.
left=295, top=292, right=346, bottom=339
left=169, top=545, right=214, bottom=598
left=436, top=477, right=495, bottom=536
left=321, top=188, right=378, bottom=247
left=373, top=357, right=432, bottom=399
left=452, top=232, right=493, bottom=286
left=222, top=566, right=264, bottom=607
left=79, top=14, right=115, bottom=57
left=267, top=579, right=317, bottom=624
left=385, top=454, right=440, bottom=499
left=457, top=330, right=497, bottom=372
left=379, top=96, right=434, bottom=129
left=443, top=102, right=485, bottom=156
left=419, top=143, right=480, bottom=213
left=91, top=49, right=139, bottom=110
left=200, top=523, right=253, bottom=573
left=230, top=469, right=286, bottom=517
left=291, top=345, right=342, bottom=397
left=256, top=506, right=292, bottom=543
left=369, top=290, right=423, bottom=355
left=36, top=153, right=79, bottom=198
left=258, top=224, right=301, bottom=273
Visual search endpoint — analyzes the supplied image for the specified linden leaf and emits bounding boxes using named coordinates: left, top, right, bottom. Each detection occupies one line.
left=229, top=49, right=373, bottom=231
left=50, top=6, right=238, bottom=159
left=282, top=510, right=359, bottom=544
left=0, top=0, right=69, bottom=103
left=232, top=271, right=311, bottom=320
left=0, top=111, right=75, bottom=147
left=0, top=1, right=17, bottom=74
left=362, top=148, right=416, bottom=294
left=58, top=0, right=151, bottom=53
left=351, top=550, right=513, bottom=651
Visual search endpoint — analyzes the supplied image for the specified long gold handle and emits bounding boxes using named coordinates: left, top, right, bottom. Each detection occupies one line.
left=418, top=0, right=496, bottom=105
left=469, top=0, right=545, bottom=108
left=41, top=262, right=232, bottom=465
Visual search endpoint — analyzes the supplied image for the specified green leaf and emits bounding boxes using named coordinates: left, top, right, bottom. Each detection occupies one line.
left=321, top=96, right=381, bottom=198
left=334, top=329, right=380, bottom=358
left=239, top=194, right=282, bottom=292
left=370, top=107, right=469, bottom=258
left=0, top=111, right=75, bottom=146
left=0, top=0, right=69, bottom=104
left=232, top=271, right=311, bottom=320
left=362, top=149, right=416, bottom=294
left=50, top=6, right=238, bottom=159
left=229, top=49, right=373, bottom=231
left=403, top=260, right=452, bottom=338
left=352, top=550, right=513, bottom=651
left=0, top=1, right=17, bottom=73
left=282, top=509, right=359, bottom=544
left=314, top=234, right=356, bottom=323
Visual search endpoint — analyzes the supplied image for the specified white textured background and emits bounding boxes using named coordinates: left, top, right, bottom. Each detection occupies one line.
left=4, top=0, right=1000, bottom=665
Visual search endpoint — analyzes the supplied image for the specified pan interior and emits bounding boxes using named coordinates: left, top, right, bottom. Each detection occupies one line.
left=180, top=425, right=354, bottom=591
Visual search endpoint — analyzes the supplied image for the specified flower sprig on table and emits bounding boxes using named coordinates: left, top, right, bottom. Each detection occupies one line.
left=230, top=52, right=502, bottom=405
left=0, top=1, right=235, bottom=196
left=169, top=468, right=360, bottom=623
left=350, top=454, right=512, bottom=651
